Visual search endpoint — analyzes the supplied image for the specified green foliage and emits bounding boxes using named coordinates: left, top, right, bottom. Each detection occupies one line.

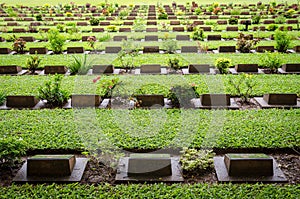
left=0, top=136, right=27, bottom=168
left=275, top=15, right=286, bottom=24
left=180, top=148, right=215, bottom=172
left=89, top=17, right=99, bottom=26
left=47, top=28, right=66, bottom=54
left=69, top=54, right=93, bottom=75
left=162, top=39, right=178, bottom=54
left=251, top=14, right=261, bottom=24
left=12, top=36, right=26, bottom=54
left=56, top=23, right=65, bottom=32
left=107, top=25, right=117, bottom=32
left=133, top=83, right=169, bottom=97
left=158, top=12, right=168, bottom=20
left=274, top=30, right=291, bottom=53
left=35, top=14, right=42, bottom=21
left=194, top=7, right=201, bottom=15
left=97, top=77, right=120, bottom=98
left=267, top=24, right=278, bottom=31
left=87, top=36, right=96, bottom=50
left=167, top=58, right=180, bottom=70
left=38, top=75, right=70, bottom=107
left=260, top=52, right=282, bottom=73
left=228, top=17, right=238, bottom=25
left=237, top=33, right=260, bottom=53
left=116, top=39, right=140, bottom=71
left=228, top=73, right=257, bottom=103
left=215, top=58, right=232, bottom=74
left=0, top=91, right=6, bottom=105
left=230, top=8, right=241, bottom=15
left=192, top=27, right=204, bottom=41
left=133, top=18, right=146, bottom=32
left=26, top=53, right=42, bottom=74
left=168, top=85, right=196, bottom=108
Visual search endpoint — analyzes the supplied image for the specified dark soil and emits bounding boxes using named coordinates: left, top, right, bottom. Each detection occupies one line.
left=1, top=153, right=299, bottom=186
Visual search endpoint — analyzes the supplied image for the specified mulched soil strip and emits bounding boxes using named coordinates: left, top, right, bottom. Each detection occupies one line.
left=1, top=153, right=299, bottom=186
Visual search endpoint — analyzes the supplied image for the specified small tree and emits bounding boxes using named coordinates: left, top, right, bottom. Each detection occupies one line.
left=26, top=53, right=42, bottom=74
left=48, top=28, right=66, bottom=54
left=236, top=33, right=260, bottom=53
left=274, top=30, right=291, bottom=53
left=260, top=52, right=282, bottom=73
left=12, top=36, right=26, bottom=54
left=215, top=58, right=232, bottom=74
left=162, top=39, right=178, bottom=54
left=192, top=27, right=204, bottom=41
left=228, top=73, right=257, bottom=104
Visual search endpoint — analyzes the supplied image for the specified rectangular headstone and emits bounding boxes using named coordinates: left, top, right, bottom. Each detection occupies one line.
left=77, top=22, right=88, bottom=26
left=181, top=46, right=198, bottom=53
left=226, top=26, right=238, bottom=31
left=140, top=64, right=161, bottom=73
left=27, top=155, right=76, bottom=176
left=145, top=35, right=158, bottom=41
left=0, top=65, right=21, bottom=74
left=13, top=28, right=26, bottom=33
left=193, top=21, right=204, bottom=25
left=217, top=20, right=227, bottom=25
left=92, top=28, right=104, bottom=32
left=44, top=65, right=67, bottom=74
left=147, top=21, right=157, bottom=25
left=281, top=64, right=300, bottom=72
left=263, top=20, right=275, bottom=24
left=113, top=36, right=127, bottom=41
left=263, top=93, right=297, bottom=105
left=0, top=48, right=11, bottom=54
left=172, top=27, right=184, bottom=32
left=92, top=65, right=114, bottom=74
left=128, top=154, right=171, bottom=176
left=201, top=94, right=230, bottom=106
left=170, top=21, right=180, bottom=25
left=199, top=26, right=211, bottom=31
left=207, top=35, right=221, bottom=41
left=123, top=21, right=133, bottom=25
left=256, top=46, right=274, bottom=52
left=146, top=28, right=158, bottom=32
left=67, top=47, right=84, bottom=54
left=143, top=46, right=159, bottom=53
left=105, top=46, right=121, bottom=53
left=119, top=28, right=131, bottom=32
left=224, top=153, right=273, bottom=176
left=29, top=47, right=48, bottom=54
left=100, top=21, right=110, bottom=26
left=176, top=35, right=190, bottom=41
left=293, top=46, right=300, bottom=53
left=235, top=64, right=258, bottom=72
left=71, top=95, right=101, bottom=107
left=218, top=46, right=236, bottom=53
left=6, top=96, right=38, bottom=108
left=189, top=64, right=210, bottom=73
left=82, top=36, right=96, bottom=42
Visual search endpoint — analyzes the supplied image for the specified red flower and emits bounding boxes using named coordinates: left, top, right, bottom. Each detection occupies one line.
left=92, top=76, right=101, bottom=83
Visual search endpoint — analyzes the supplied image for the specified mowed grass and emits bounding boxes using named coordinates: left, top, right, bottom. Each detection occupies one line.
left=1, top=0, right=298, bottom=6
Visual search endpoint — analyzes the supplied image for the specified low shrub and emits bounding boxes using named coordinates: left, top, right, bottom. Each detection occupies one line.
left=47, top=28, right=66, bottom=54
left=251, top=14, right=261, bottom=24
left=237, top=33, right=260, bottom=53
left=260, top=52, right=282, bottom=73
left=69, top=54, right=93, bottom=75
left=215, top=58, right=232, bottom=74
left=192, top=27, right=204, bottom=41
left=89, top=17, right=99, bottom=26
left=274, top=30, right=291, bottom=53
left=228, top=17, right=238, bottom=25
left=26, top=53, right=42, bottom=74
left=162, top=39, right=178, bottom=54
left=167, top=58, right=180, bottom=71
left=267, top=24, right=278, bottom=31
left=12, top=36, right=26, bottom=54
left=275, top=15, right=286, bottom=24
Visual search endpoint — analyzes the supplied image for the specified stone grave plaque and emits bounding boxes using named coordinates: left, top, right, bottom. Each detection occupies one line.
left=136, top=94, right=164, bottom=107
left=82, top=36, right=96, bottom=42
left=181, top=46, right=198, bottom=53
left=27, top=155, right=76, bottom=176
left=143, top=46, right=159, bottom=53
left=13, top=28, right=26, bottom=33
left=0, top=48, right=11, bottom=54
left=6, top=96, right=39, bottom=108
left=105, top=46, right=121, bottom=53
left=172, top=27, right=184, bottom=32
left=189, top=64, right=210, bottom=73
left=235, top=64, right=258, bottom=72
left=286, top=19, right=298, bottom=24
left=44, top=65, right=67, bottom=74
left=201, top=94, right=230, bottom=106
left=92, top=28, right=104, bottom=32
left=226, top=26, right=238, bottom=31
left=193, top=21, right=204, bottom=25
left=217, top=20, right=227, bottom=25
left=263, top=93, right=297, bottom=105
left=256, top=46, right=274, bottom=52
left=263, top=20, right=275, bottom=24
left=92, top=64, right=114, bottom=74
left=29, top=47, right=48, bottom=54
left=71, top=94, right=101, bottom=107
left=147, top=21, right=157, bottom=25
left=207, top=35, right=221, bottom=41
left=281, top=63, right=300, bottom=72
left=176, top=35, right=190, bottom=41
left=7, top=22, right=18, bottom=26
left=210, top=16, right=218, bottom=19
left=113, top=36, right=127, bottom=41
left=146, top=28, right=158, bottom=32
left=100, top=21, right=110, bottom=26
left=128, top=154, right=172, bottom=176
left=218, top=46, right=236, bottom=53
left=67, top=47, right=84, bottom=54
left=145, top=35, right=158, bottom=41
left=140, top=64, right=161, bottom=73
left=224, top=153, right=273, bottom=176
left=170, top=21, right=180, bottom=25
left=0, top=65, right=21, bottom=74
left=119, top=28, right=131, bottom=32
left=200, top=26, right=211, bottom=31
left=123, top=21, right=133, bottom=25
left=77, top=22, right=88, bottom=26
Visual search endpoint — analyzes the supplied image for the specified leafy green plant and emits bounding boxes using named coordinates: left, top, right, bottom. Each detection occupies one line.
left=251, top=14, right=261, bottom=24
left=167, top=58, right=180, bottom=71
left=26, top=53, right=42, bottom=74
left=107, top=25, right=117, bottom=32
left=230, top=8, right=241, bottom=15
left=117, top=39, right=140, bottom=72
left=89, top=17, right=99, bottom=26
left=162, top=39, right=178, bottom=54
left=96, top=77, right=120, bottom=98
left=192, top=27, right=204, bottom=41
left=228, top=73, right=257, bottom=104
left=133, top=83, right=169, bottom=97
left=275, top=15, right=286, bottom=24
left=69, top=54, right=93, bottom=75
left=267, top=24, right=278, bottom=31
left=215, top=58, right=232, bottom=74
left=38, top=75, right=70, bottom=107
left=228, top=17, right=238, bottom=25
left=0, top=136, right=27, bottom=168
left=158, top=12, right=167, bottom=20
left=35, top=14, right=42, bottom=21
left=133, top=18, right=146, bottom=32
left=12, top=36, right=26, bottom=54
left=168, top=85, right=195, bottom=108
left=0, top=91, right=6, bottom=106
left=274, top=30, right=291, bottom=53
left=56, top=23, right=65, bottom=32
left=87, top=36, right=97, bottom=50
left=260, top=52, right=282, bottom=73
left=237, top=33, right=260, bottom=53
left=47, top=28, right=66, bottom=54
left=180, top=148, right=215, bottom=173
